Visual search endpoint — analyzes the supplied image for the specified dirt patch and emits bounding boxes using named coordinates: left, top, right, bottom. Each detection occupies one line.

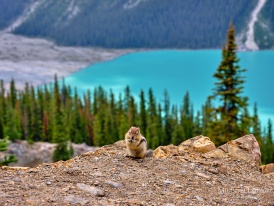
left=0, top=140, right=273, bottom=205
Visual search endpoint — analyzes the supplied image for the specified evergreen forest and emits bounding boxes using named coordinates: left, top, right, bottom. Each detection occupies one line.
left=0, top=23, right=273, bottom=164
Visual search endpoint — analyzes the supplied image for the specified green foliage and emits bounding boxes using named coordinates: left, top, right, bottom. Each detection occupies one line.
left=261, top=119, right=274, bottom=164
left=209, top=23, right=250, bottom=145
left=0, top=26, right=273, bottom=164
left=53, top=142, right=73, bottom=162
left=52, top=75, right=73, bottom=161
left=0, top=137, right=17, bottom=166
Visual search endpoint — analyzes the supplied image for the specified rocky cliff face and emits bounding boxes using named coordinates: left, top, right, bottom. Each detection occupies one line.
left=0, top=134, right=274, bottom=205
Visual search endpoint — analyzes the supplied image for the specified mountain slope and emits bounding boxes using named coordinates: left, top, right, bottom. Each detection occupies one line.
left=1, top=0, right=273, bottom=49
left=0, top=0, right=33, bottom=29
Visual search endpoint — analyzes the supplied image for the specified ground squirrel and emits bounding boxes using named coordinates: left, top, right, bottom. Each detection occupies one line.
left=125, top=126, right=147, bottom=159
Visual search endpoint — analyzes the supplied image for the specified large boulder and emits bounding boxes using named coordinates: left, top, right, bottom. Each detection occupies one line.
left=203, top=134, right=261, bottom=166
left=178, top=135, right=216, bottom=153
left=192, top=136, right=216, bottom=153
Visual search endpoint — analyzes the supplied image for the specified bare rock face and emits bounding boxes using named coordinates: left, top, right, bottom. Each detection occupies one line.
left=153, top=145, right=179, bottom=159
left=203, top=134, right=261, bottom=166
left=153, top=136, right=216, bottom=159
left=178, top=135, right=216, bottom=154
left=260, top=163, right=274, bottom=174
left=192, top=136, right=216, bottom=153
left=3, top=141, right=97, bottom=167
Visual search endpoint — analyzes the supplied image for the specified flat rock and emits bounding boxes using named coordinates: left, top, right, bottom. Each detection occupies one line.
left=77, top=183, right=105, bottom=197
left=104, top=181, right=124, bottom=188
left=64, top=195, right=89, bottom=205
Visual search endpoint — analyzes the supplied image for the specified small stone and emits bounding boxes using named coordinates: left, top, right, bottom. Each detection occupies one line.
left=92, top=171, right=103, bottom=177
left=195, top=172, right=210, bottom=180
left=65, top=167, right=82, bottom=176
left=93, top=181, right=100, bottom=186
left=196, top=195, right=204, bottom=202
left=207, top=168, right=218, bottom=174
left=64, top=195, right=89, bottom=205
left=77, top=183, right=105, bottom=197
left=218, top=166, right=228, bottom=174
left=105, top=181, right=124, bottom=188
left=0, top=193, right=13, bottom=198
left=206, top=181, right=211, bottom=186
left=180, top=169, right=187, bottom=174
left=0, top=180, right=8, bottom=183
left=46, top=181, right=52, bottom=185
left=164, top=180, right=173, bottom=185
left=13, top=177, right=21, bottom=182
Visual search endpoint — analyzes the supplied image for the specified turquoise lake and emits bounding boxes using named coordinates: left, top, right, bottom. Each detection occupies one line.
left=64, top=50, right=274, bottom=132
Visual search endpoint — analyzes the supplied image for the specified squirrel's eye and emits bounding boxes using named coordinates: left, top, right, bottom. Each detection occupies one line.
left=136, top=132, right=139, bottom=135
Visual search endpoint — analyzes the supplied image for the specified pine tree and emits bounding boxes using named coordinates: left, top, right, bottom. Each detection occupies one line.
left=0, top=118, right=3, bottom=139
left=0, top=137, right=17, bottom=166
left=171, top=105, right=184, bottom=145
left=146, top=88, right=159, bottom=149
left=0, top=80, right=6, bottom=128
left=4, top=103, right=21, bottom=141
left=139, top=90, right=147, bottom=138
left=209, top=22, right=249, bottom=145
left=52, top=75, right=73, bottom=161
left=128, top=96, right=137, bottom=126
left=118, top=94, right=128, bottom=140
left=252, top=103, right=262, bottom=144
left=10, top=79, right=16, bottom=108
left=83, top=89, right=93, bottom=145
left=180, top=91, right=193, bottom=140
left=193, top=111, right=202, bottom=136
left=163, top=90, right=172, bottom=145
left=70, top=88, right=83, bottom=143
left=262, top=119, right=273, bottom=164
left=109, top=90, right=119, bottom=141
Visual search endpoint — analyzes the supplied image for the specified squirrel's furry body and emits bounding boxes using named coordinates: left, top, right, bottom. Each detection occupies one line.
left=125, top=126, right=147, bottom=159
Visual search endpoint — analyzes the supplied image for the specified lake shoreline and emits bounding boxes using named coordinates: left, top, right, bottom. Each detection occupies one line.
left=0, top=32, right=135, bottom=89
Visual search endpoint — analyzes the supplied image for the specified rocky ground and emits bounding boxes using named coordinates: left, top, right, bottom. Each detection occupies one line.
left=0, top=32, right=132, bottom=89
left=0, top=135, right=274, bottom=205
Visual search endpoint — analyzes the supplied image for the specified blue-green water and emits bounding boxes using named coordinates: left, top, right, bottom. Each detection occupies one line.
left=65, top=50, right=274, bottom=132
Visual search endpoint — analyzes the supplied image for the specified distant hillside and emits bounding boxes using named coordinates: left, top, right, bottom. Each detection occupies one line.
left=1, top=0, right=274, bottom=49
left=0, top=0, right=32, bottom=29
